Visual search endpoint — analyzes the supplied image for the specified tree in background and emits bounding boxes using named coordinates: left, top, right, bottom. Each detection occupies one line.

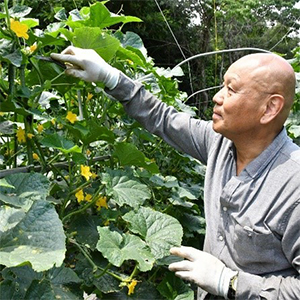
left=107, top=0, right=300, bottom=117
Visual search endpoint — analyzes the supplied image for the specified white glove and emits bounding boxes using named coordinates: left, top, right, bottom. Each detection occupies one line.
left=51, top=46, right=120, bottom=90
left=169, top=246, right=237, bottom=298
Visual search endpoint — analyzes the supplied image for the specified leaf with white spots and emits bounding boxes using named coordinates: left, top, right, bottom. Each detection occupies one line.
left=0, top=200, right=66, bottom=272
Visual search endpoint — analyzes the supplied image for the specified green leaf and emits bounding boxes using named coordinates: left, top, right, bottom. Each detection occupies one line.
left=41, top=133, right=81, bottom=154
left=88, top=2, right=142, bottom=29
left=116, top=47, right=146, bottom=68
left=0, top=173, right=50, bottom=209
left=76, top=119, right=115, bottom=144
left=0, top=39, right=23, bottom=67
left=180, top=213, right=206, bottom=235
left=21, top=18, right=39, bottom=29
left=54, top=8, right=68, bottom=21
left=0, top=201, right=66, bottom=272
left=9, top=5, right=32, bottom=18
left=68, top=215, right=103, bottom=250
left=24, top=279, right=56, bottom=300
left=157, top=272, right=194, bottom=300
left=0, top=120, right=15, bottom=134
left=75, top=253, right=121, bottom=294
left=113, top=142, right=159, bottom=173
left=116, top=31, right=148, bottom=59
left=150, top=174, right=179, bottom=188
left=101, top=169, right=151, bottom=209
left=0, top=265, right=81, bottom=300
left=0, top=265, right=43, bottom=300
left=97, top=227, right=155, bottom=272
left=289, top=125, right=300, bottom=138
left=73, top=28, right=120, bottom=61
left=0, top=178, right=15, bottom=188
left=123, top=207, right=183, bottom=259
left=0, top=206, right=25, bottom=232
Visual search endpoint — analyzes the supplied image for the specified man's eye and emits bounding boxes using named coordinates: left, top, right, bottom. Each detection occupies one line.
left=227, top=86, right=234, bottom=93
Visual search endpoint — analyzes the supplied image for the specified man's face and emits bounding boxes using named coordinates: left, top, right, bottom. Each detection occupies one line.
left=212, top=58, right=268, bottom=140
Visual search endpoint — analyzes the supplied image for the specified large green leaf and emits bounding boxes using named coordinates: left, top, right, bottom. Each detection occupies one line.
left=123, top=207, right=183, bottom=259
left=72, top=28, right=120, bottom=61
left=0, top=265, right=43, bottom=300
left=97, top=227, right=155, bottom=272
left=0, top=173, right=50, bottom=209
left=113, top=142, right=159, bottom=174
left=68, top=215, right=103, bottom=250
left=102, top=169, right=151, bottom=209
left=0, top=265, right=82, bottom=300
left=68, top=119, right=115, bottom=144
left=0, top=200, right=66, bottom=272
left=41, top=133, right=81, bottom=154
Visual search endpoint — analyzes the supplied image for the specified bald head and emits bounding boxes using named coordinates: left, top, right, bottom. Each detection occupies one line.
left=230, top=53, right=296, bottom=124
left=233, top=53, right=296, bottom=107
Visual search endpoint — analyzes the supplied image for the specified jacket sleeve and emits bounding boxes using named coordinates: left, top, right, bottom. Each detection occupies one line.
left=236, top=202, right=300, bottom=299
left=106, top=73, right=217, bottom=164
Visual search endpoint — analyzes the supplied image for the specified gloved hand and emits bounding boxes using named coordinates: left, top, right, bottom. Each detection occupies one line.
left=169, top=246, right=237, bottom=298
left=51, top=46, right=120, bottom=90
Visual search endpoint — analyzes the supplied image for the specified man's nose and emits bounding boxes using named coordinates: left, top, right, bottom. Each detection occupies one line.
left=213, top=86, right=225, bottom=105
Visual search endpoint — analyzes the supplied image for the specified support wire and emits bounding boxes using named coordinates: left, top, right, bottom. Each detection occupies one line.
left=153, top=0, right=194, bottom=93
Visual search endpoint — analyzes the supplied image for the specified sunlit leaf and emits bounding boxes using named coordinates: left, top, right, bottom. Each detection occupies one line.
left=123, top=207, right=183, bottom=259
left=113, top=142, right=159, bottom=174
left=0, top=173, right=50, bottom=208
left=97, top=227, right=155, bottom=271
left=101, top=169, right=151, bottom=209
left=0, top=201, right=66, bottom=272
left=73, top=28, right=120, bottom=61
left=41, top=133, right=81, bottom=154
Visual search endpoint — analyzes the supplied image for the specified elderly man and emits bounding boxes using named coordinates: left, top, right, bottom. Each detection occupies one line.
left=52, top=48, right=300, bottom=299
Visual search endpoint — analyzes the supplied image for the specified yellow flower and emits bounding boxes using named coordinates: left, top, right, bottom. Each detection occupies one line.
left=85, top=193, right=92, bottom=202
left=91, top=172, right=97, bottom=179
left=80, top=165, right=92, bottom=181
left=33, top=153, right=39, bottom=160
left=30, top=43, right=37, bottom=53
left=16, top=127, right=26, bottom=143
left=127, top=279, right=138, bottom=295
left=27, top=133, right=34, bottom=139
left=75, top=189, right=85, bottom=203
left=37, top=124, right=44, bottom=133
left=10, top=19, right=29, bottom=39
left=86, top=93, right=93, bottom=102
left=66, top=111, right=78, bottom=124
left=51, top=118, right=56, bottom=125
left=95, top=196, right=108, bottom=210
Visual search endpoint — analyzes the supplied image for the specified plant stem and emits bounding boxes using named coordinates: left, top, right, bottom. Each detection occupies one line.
left=62, top=184, right=104, bottom=223
left=4, top=0, right=10, bottom=29
left=129, top=264, right=139, bottom=280
left=13, top=113, right=18, bottom=168
left=8, top=65, right=15, bottom=98
left=70, top=239, right=124, bottom=281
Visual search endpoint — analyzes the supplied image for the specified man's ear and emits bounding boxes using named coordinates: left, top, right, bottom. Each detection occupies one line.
left=260, top=94, right=285, bottom=124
